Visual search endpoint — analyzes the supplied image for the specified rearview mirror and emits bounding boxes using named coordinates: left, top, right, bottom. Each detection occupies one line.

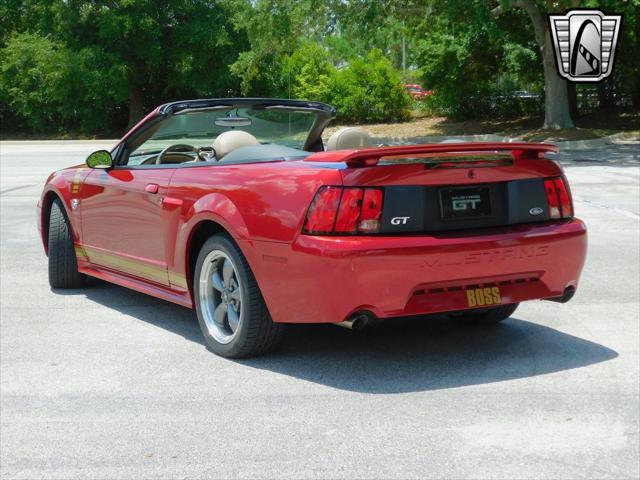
left=86, top=150, right=113, bottom=169
left=214, top=117, right=252, bottom=127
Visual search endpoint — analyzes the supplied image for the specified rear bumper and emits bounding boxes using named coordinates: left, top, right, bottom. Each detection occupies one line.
left=250, top=219, right=587, bottom=324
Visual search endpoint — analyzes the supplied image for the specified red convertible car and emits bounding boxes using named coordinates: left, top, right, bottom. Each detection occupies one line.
left=38, top=98, right=587, bottom=358
left=403, top=84, right=433, bottom=100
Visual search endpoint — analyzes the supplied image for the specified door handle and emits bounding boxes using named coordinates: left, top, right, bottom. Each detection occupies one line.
left=162, top=196, right=183, bottom=207
left=145, top=183, right=159, bottom=194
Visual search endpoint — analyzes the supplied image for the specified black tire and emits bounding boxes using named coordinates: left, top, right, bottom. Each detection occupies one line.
left=450, top=303, right=519, bottom=324
left=194, top=234, right=284, bottom=358
left=48, top=199, right=85, bottom=289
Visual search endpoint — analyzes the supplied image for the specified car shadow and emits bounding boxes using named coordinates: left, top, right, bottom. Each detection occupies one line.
left=250, top=318, right=618, bottom=393
left=56, top=278, right=618, bottom=394
left=54, top=277, right=203, bottom=344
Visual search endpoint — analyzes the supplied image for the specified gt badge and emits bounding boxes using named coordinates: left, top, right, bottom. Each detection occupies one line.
left=452, top=195, right=481, bottom=211
left=391, top=216, right=410, bottom=225
left=71, top=199, right=79, bottom=211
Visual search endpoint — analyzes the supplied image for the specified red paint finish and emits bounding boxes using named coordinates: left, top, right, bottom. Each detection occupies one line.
left=166, top=161, right=342, bottom=290
left=305, top=142, right=558, bottom=167
left=250, top=219, right=586, bottom=324
left=80, top=167, right=176, bottom=285
left=403, top=84, right=433, bottom=100
left=338, top=156, right=564, bottom=187
left=39, top=116, right=587, bottom=325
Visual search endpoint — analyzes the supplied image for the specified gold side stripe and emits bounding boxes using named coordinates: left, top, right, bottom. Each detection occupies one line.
left=75, top=245, right=188, bottom=289
left=75, top=245, right=89, bottom=261
left=168, top=271, right=189, bottom=289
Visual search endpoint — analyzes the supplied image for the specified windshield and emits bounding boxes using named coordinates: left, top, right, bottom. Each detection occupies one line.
left=131, top=107, right=319, bottom=158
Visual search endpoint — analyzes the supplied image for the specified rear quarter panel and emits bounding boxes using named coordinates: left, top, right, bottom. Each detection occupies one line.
left=167, top=161, right=342, bottom=288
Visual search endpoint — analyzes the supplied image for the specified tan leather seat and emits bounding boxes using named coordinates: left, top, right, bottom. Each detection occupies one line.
left=213, top=130, right=260, bottom=160
left=325, top=127, right=373, bottom=151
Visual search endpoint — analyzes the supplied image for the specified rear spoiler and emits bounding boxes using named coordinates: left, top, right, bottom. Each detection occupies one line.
left=305, top=142, right=558, bottom=167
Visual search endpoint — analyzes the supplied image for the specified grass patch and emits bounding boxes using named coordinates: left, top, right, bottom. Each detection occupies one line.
left=326, top=109, right=639, bottom=142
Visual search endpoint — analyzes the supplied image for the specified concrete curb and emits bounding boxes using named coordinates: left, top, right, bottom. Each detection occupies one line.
left=1, top=132, right=637, bottom=154
left=371, top=132, right=639, bottom=149
left=555, top=133, right=638, bottom=149
left=0, top=140, right=118, bottom=154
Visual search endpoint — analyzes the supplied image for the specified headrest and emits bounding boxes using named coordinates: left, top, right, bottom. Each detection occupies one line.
left=213, top=130, right=259, bottom=159
left=325, top=127, right=373, bottom=151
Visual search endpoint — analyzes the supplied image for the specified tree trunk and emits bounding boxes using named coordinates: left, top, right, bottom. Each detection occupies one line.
left=541, top=40, right=574, bottom=129
left=128, top=85, right=144, bottom=128
left=597, top=82, right=612, bottom=111
left=633, top=3, right=640, bottom=109
left=567, top=80, right=578, bottom=119
left=503, top=0, right=574, bottom=129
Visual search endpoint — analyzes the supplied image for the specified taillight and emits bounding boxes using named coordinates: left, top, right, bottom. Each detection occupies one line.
left=555, top=177, right=573, bottom=217
left=544, top=176, right=573, bottom=219
left=303, top=186, right=342, bottom=233
left=334, top=188, right=364, bottom=233
left=358, top=189, right=384, bottom=233
left=303, top=186, right=384, bottom=235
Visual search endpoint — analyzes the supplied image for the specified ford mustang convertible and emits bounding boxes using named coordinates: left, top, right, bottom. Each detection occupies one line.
left=38, top=98, right=587, bottom=357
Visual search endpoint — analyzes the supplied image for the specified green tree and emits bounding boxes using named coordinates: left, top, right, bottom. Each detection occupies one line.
left=325, top=49, right=411, bottom=123
left=59, top=0, right=244, bottom=126
left=1, top=0, right=636, bottom=134
left=284, top=42, right=335, bottom=100
left=1, top=0, right=246, bottom=132
left=229, top=0, right=331, bottom=96
left=0, top=32, right=117, bottom=132
left=491, top=0, right=580, bottom=128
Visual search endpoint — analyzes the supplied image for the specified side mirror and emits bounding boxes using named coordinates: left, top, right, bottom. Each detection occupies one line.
left=86, top=150, right=113, bottom=169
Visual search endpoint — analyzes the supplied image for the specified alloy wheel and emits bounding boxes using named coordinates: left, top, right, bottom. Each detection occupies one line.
left=199, top=250, right=243, bottom=344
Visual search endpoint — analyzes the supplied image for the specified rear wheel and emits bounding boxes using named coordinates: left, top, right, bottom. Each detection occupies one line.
left=450, top=303, right=519, bottom=324
left=48, top=199, right=85, bottom=289
left=194, top=234, right=284, bottom=358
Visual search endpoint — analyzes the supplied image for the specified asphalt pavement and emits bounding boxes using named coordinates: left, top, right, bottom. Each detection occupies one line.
left=1, top=140, right=638, bottom=479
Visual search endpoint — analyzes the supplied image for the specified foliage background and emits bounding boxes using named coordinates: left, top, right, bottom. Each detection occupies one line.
left=0, top=0, right=637, bottom=136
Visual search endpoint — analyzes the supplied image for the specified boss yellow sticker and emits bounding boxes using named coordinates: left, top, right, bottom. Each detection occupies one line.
left=466, top=287, right=501, bottom=307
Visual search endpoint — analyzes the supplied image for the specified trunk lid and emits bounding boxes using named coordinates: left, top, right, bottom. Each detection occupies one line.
left=304, top=142, right=567, bottom=234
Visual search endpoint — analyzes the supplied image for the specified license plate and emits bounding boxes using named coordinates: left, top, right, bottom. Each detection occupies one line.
left=440, top=186, right=491, bottom=219
left=466, top=287, right=501, bottom=307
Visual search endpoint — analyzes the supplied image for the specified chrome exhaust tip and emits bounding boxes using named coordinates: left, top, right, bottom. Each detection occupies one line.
left=545, top=286, right=576, bottom=303
left=335, top=312, right=372, bottom=331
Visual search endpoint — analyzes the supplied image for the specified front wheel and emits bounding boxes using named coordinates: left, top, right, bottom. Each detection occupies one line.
left=450, top=303, right=519, bottom=324
left=48, top=199, right=85, bottom=289
left=193, top=234, right=284, bottom=358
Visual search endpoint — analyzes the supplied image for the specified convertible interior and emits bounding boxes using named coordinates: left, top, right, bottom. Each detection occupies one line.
left=124, top=99, right=373, bottom=167
left=133, top=127, right=374, bottom=166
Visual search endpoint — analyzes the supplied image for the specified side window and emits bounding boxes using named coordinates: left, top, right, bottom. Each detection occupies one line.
left=125, top=144, right=203, bottom=166
left=120, top=106, right=320, bottom=166
left=125, top=111, right=219, bottom=166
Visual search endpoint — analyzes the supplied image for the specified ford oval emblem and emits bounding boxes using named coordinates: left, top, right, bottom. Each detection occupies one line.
left=529, top=207, right=544, bottom=216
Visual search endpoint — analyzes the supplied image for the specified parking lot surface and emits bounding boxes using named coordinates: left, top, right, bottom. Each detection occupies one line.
left=1, top=140, right=638, bottom=479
